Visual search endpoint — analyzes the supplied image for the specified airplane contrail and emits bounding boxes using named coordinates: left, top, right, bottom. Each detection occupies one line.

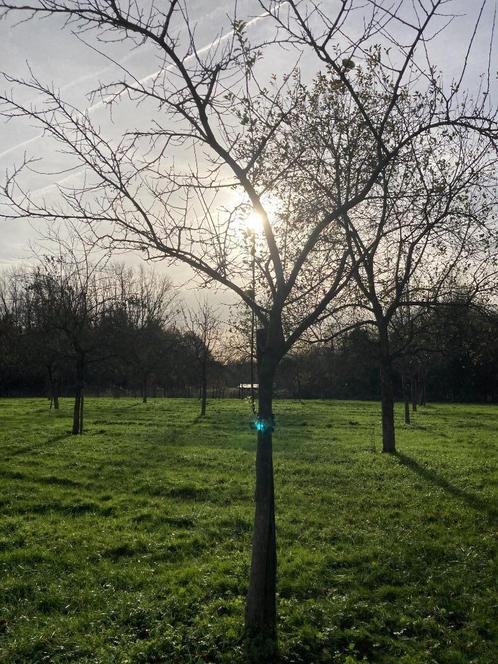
left=0, top=54, right=147, bottom=160
left=0, top=6, right=276, bottom=163
left=21, top=6, right=280, bottom=199
left=29, top=170, right=81, bottom=198
left=0, top=134, right=42, bottom=159
left=0, top=48, right=154, bottom=159
left=70, top=7, right=273, bottom=114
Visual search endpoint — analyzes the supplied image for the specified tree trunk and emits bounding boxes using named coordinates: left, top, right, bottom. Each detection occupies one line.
left=245, top=331, right=278, bottom=654
left=418, top=373, right=425, bottom=406
left=79, top=393, right=84, bottom=434
left=411, top=378, right=418, bottom=412
left=378, top=329, right=395, bottom=453
left=142, top=374, right=148, bottom=404
left=200, top=355, right=207, bottom=416
left=72, top=353, right=85, bottom=435
left=47, top=364, right=60, bottom=410
left=295, top=370, right=301, bottom=400
left=402, top=373, right=410, bottom=425
left=72, top=391, right=81, bottom=434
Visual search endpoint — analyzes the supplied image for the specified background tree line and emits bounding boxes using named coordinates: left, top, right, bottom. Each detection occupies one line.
left=2, top=259, right=497, bottom=407
left=275, top=300, right=498, bottom=405
left=0, top=257, right=224, bottom=427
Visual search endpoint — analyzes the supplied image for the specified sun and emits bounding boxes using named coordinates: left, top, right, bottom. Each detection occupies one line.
left=231, top=193, right=281, bottom=240
left=245, top=210, right=265, bottom=235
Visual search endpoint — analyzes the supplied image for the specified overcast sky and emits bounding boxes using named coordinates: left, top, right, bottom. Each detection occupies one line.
left=0, top=0, right=496, bottom=301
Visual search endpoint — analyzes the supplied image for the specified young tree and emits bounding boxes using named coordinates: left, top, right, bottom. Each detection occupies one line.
left=26, top=244, right=116, bottom=434
left=240, top=51, right=498, bottom=453
left=24, top=275, right=66, bottom=410
left=1, top=0, right=496, bottom=647
left=184, top=300, right=220, bottom=416
left=343, top=132, right=497, bottom=452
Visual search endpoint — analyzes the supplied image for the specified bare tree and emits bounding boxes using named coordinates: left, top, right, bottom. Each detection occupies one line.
left=110, top=264, right=178, bottom=403
left=343, top=131, right=497, bottom=452
left=0, top=0, right=497, bottom=648
left=26, top=240, right=114, bottom=434
left=23, top=270, right=65, bottom=410
left=183, top=299, right=220, bottom=416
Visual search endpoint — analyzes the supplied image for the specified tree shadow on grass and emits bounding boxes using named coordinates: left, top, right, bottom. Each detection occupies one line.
left=396, top=452, right=498, bottom=523
left=5, top=433, right=72, bottom=458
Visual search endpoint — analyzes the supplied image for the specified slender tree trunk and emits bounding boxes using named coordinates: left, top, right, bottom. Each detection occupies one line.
left=142, top=374, right=148, bottom=404
left=200, top=356, right=207, bottom=416
left=72, top=392, right=81, bottom=434
left=418, top=372, right=425, bottom=406
left=295, top=370, right=301, bottom=400
left=411, top=377, right=418, bottom=412
left=402, top=373, right=410, bottom=425
left=72, top=353, right=85, bottom=435
left=79, top=393, right=84, bottom=434
left=245, top=330, right=278, bottom=654
left=47, top=365, right=53, bottom=410
left=47, top=365, right=59, bottom=410
left=378, top=328, right=395, bottom=453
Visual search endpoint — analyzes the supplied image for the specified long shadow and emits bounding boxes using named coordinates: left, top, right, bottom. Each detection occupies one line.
left=114, top=402, right=142, bottom=410
left=396, top=452, right=498, bottom=522
left=5, top=433, right=72, bottom=458
left=0, top=467, right=84, bottom=488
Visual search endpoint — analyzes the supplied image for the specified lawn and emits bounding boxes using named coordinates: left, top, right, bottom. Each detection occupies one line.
left=0, top=397, right=497, bottom=663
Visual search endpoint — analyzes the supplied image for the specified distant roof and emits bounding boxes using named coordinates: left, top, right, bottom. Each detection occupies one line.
left=239, top=384, right=259, bottom=388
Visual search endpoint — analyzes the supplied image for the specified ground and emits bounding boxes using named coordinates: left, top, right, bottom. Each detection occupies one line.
left=0, top=397, right=497, bottom=663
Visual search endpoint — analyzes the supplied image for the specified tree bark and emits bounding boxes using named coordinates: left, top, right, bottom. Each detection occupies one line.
left=245, top=330, right=278, bottom=653
left=142, top=374, right=148, bottom=403
left=378, top=329, right=395, bottom=453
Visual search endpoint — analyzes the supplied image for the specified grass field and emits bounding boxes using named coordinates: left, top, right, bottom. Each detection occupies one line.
left=0, top=397, right=497, bottom=663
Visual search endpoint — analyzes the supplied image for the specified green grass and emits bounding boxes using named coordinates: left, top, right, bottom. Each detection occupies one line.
left=0, top=397, right=497, bottom=663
